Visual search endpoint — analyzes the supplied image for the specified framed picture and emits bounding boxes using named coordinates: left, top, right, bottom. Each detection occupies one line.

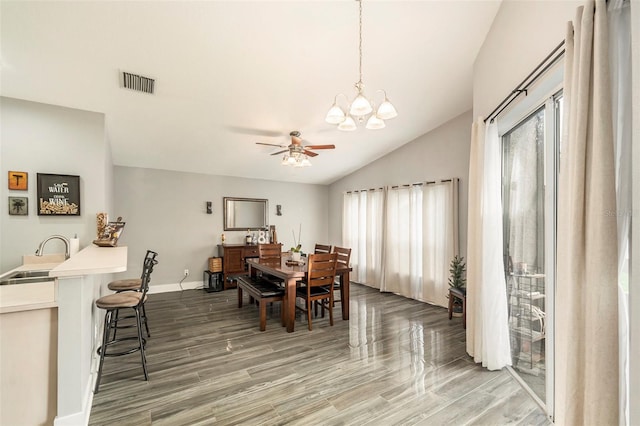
left=8, top=196, right=28, bottom=215
left=37, top=173, right=81, bottom=216
left=8, top=171, right=28, bottom=190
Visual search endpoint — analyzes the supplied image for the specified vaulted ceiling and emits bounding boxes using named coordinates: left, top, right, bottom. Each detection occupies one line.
left=1, top=1, right=501, bottom=184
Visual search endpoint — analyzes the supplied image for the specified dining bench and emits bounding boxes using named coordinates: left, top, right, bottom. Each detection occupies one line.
left=236, top=275, right=285, bottom=331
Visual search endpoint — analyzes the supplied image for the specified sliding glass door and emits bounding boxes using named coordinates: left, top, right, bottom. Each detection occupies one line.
left=501, top=94, right=561, bottom=412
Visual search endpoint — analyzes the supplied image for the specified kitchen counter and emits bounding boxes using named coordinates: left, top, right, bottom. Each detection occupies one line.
left=0, top=244, right=128, bottom=426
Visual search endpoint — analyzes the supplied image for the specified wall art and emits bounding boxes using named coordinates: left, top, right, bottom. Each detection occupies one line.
left=8, top=171, right=28, bottom=190
left=8, top=196, right=28, bottom=215
left=37, top=173, right=80, bottom=216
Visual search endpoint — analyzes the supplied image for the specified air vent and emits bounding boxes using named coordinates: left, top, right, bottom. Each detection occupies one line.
left=121, top=71, right=155, bottom=94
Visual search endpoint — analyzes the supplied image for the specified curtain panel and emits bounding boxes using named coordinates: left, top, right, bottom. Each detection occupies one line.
left=466, top=119, right=512, bottom=370
left=556, top=1, right=619, bottom=424
left=343, top=180, right=458, bottom=307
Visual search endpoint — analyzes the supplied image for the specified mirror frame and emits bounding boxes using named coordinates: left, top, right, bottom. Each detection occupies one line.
left=223, top=197, right=269, bottom=231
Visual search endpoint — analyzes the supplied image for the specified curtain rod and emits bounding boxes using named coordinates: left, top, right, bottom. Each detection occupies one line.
left=484, top=40, right=565, bottom=123
left=345, top=178, right=455, bottom=194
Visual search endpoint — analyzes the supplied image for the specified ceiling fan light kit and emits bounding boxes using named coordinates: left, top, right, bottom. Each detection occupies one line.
left=257, top=131, right=333, bottom=167
left=325, top=0, right=397, bottom=131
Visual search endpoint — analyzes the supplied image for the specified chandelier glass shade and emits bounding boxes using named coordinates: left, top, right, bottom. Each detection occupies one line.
left=325, top=0, right=397, bottom=131
left=281, top=151, right=312, bottom=167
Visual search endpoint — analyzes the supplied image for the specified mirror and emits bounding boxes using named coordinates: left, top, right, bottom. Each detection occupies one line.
left=223, top=197, right=269, bottom=231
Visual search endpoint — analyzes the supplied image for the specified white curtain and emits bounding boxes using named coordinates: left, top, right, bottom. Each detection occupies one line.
left=383, top=185, right=423, bottom=298
left=608, top=0, right=631, bottom=424
left=382, top=181, right=458, bottom=307
left=342, top=189, right=385, bottom=288
left=466, top=118, right=512, bottom=370
left=422, top=180, right=459, bottom=306
left=344, top=181, right=458, bottom=307
left=556, top=1, right=619, bottom=424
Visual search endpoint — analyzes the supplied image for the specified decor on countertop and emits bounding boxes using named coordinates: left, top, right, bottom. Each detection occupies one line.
left=8, top=196, right=28, bottom=215
left=96, top=212, right=108, bottom=238
left=325, top=0, right=397, bottom=131
left=93, top=217, right=125, bottom=247
left=37, top=173, right=80, bottom=216
left=8, top=171, right=28, bottom=190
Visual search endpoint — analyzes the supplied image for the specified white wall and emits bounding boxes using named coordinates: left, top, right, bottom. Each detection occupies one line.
left=473, top=0, right=582, bottom=119
left=328, top=110, right=471, bottom=256
left=0, top=97, right=113, bottom=271
left=114, top=166, right=329, bottom=286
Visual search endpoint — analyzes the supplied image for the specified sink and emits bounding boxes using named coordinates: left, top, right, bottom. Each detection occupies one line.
left=6, top=270, right=50, bottom=279
left=0, top=270, right=54, bottom=285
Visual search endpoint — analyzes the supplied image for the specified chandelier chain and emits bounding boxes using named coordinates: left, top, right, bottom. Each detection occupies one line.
left=357, top=0, right=363, bottom=89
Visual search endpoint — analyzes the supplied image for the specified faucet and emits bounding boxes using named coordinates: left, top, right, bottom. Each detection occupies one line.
left=36, top=235, right=71, bottom=260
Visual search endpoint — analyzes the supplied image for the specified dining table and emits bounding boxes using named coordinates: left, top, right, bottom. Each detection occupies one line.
left=246, top=254, right=351, bottom=332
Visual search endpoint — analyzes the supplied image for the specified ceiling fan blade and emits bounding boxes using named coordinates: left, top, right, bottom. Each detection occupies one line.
left=270, top=150, right=289, bottom=156
left=256, top=142, right=287, bottom=148
left=227, top=126, right=284, bottom=137
left=304, top=144, right=335, bottom=150
left=303, top=150, right=319, bottom=157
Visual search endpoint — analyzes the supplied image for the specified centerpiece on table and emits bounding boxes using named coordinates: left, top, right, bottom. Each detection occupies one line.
left=290, top=224, right=303, bottom=262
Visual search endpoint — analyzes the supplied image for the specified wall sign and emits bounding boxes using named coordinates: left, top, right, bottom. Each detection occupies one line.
left=8, top=171, right=28, bottom=190
left=8, top=196, right=28, bottom=215
left=37, top=173, right=80, bottom=216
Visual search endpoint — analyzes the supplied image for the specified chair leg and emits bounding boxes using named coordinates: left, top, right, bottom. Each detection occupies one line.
left=95, top=309, right=112, bottom=394
left=112, top=308, right=119, bottom=342
left=237, top=287, right=243, bottom=308
left=307, top=299, right=313, bottom=331
left=135, top=307, right=149, bottom=381
left=448, top=293, right=454, bottom=320
left=328, top=295, right=334, bottom=327
left=141, top=303, right=151, bottom=338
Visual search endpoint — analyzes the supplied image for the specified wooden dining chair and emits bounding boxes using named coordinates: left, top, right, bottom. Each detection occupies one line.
left=258, top=243, right=283, bottom=285
left=317, top=246, right=351, bottom=317
left=314, top=243, right=332, bottom=254
left=295, top=252, right=338, bottom=331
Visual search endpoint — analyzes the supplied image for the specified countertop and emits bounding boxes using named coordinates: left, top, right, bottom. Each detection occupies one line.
left=50, top=245, right=127, bottom=277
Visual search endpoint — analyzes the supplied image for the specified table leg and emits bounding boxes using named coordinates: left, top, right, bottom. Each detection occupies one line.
left=285, top=277, right=297, bottom=332
left=340, top=271, right=350, bottom=320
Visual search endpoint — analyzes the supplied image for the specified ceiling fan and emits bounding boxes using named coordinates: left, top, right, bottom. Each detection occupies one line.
left=255, top=131, right=335, bottom=166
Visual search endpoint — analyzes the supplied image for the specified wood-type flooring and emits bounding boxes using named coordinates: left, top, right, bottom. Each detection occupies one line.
left=89, top=283, right=550, bottom=425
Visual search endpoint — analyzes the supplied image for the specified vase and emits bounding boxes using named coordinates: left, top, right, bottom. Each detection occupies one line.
left=291, top=251, right=301, bottom=262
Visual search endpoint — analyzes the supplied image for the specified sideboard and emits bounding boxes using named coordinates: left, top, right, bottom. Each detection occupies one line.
left=217, top=243, right=259, bottom=289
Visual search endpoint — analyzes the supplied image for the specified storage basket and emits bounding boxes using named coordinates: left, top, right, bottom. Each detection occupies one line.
left=208, top=257, right=222, bottom=273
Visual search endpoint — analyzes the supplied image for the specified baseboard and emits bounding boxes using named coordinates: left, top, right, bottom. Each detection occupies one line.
left=54, top=378, right=93, bottom=426
left=148, top=280, right=204, bottom=294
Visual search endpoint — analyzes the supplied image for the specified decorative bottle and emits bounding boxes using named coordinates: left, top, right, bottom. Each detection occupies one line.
left=245, top=229, right=252, bottom=244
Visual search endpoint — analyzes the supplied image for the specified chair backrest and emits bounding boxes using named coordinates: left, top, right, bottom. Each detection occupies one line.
left=314, top=243, right=332, bottom=254
left=138, top=250, right=159, bottom=296
left=306, top=252, right=338, bottom=290
left=333, top=246, right=351, bottom=269
left=258, top=243, right=282, bottom=264
left=139, top=249, right=157, bottom=279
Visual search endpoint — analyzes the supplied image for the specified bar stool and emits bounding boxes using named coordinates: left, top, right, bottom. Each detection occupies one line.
left=107, top=250, right=155, bottom=339
left=94, top=252, right=158, bottom=393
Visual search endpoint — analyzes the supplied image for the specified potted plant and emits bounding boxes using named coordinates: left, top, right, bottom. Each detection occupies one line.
left=448, top=255, right=466, bottom=314
left=290, top=225, right=303, bottom=262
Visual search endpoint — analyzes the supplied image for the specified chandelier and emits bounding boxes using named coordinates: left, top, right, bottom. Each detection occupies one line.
left=325, top=0, right=397, bottom=131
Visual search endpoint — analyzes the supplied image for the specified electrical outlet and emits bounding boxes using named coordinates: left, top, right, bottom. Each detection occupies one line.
left=184, top=269, right=189, bottom=276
